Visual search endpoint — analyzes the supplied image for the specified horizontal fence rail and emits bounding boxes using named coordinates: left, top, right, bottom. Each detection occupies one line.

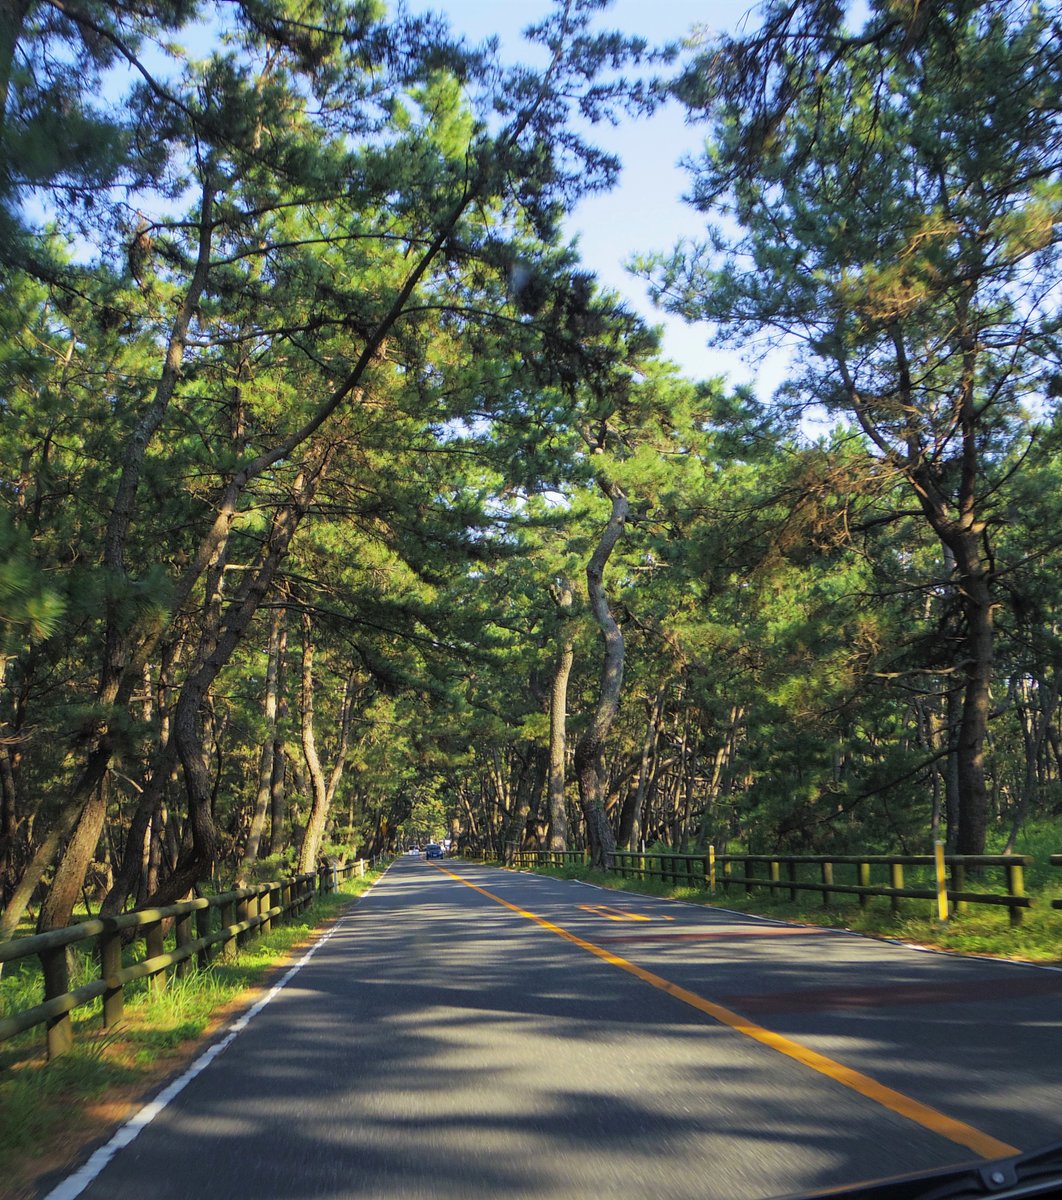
left=607, top=850, right=1033, bottom=924
left=510, top=849, right=589, bottom=869
left=508, top=846, right=1052, bottom=926
left=0, top=859, right=370, bottom=1060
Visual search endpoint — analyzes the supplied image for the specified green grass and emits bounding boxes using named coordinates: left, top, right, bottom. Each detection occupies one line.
left=0, top=868, right=384, bottom=1197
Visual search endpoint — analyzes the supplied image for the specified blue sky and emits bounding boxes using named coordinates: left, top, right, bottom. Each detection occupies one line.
left=410, top=1, right=787, bottom=396
left=91, top=0, right=780, bottom=395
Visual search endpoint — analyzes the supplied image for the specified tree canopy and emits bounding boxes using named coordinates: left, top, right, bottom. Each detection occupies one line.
left=1, top=0, right=1060, bottom=933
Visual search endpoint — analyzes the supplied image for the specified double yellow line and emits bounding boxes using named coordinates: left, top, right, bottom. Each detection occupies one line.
left=433, top=862, right=1018, bottom=1161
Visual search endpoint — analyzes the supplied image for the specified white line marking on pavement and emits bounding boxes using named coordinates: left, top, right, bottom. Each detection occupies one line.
left=42, top=872, right=391, bottom=1200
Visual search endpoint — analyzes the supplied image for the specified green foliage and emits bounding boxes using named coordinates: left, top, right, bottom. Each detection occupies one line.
left=1, top=0, right=1060, bottom=942
left=0, top=515, right=64, bottom=658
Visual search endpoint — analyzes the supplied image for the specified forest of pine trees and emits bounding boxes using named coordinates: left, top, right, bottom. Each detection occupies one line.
left=1, top=0, right=1060, bottom=935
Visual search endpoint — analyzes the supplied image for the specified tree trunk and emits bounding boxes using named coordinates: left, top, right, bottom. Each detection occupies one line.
left=266, top=736, right=287, bottom=856
left=36, top=771, right=110, bottom=934
left=952, top=557, right=994, bottom=855
left=297, top=618, right=358, bottom=875
left=0, top=746, right=15, bottom=845
left=238, top=608, right=285, bottom=880
left=547, top=580, right=576, bottom=852
left=99, top=743, right=177, bottom=916
left=32, top=178, right=217, bottom=933
left=0, top=0, right=31, bottom=136
left=148, top=462, right=324, bottom=908
left=617, top=684, right=666, bottom=850
left=1004, top=677, right=1057, bottom=853
left=296, top=612, right=329, bottom=874
left=502, top=744, right=549, bottom=859
left=0, top=800, right=81, bottom=941
left=573, top=478, right=628, bottom=869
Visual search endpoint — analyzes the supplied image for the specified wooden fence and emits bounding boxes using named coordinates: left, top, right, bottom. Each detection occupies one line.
left=0, top=859, right=369, bottom=1060
left=509, top=849, right=588, bottom=869
left=608, top=850, right=1033, bottom=924
left=494, top=847, right=1062, bottom=927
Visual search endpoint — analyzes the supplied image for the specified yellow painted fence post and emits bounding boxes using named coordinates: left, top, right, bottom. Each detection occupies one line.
left=934, top=841, right=949, bottom=922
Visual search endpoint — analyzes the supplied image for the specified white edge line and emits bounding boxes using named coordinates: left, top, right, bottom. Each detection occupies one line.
left=43, top=869, right=391, bottom=1200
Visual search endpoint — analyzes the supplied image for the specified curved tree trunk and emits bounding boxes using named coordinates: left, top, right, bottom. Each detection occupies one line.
left=150, top=461, right=324, bottom=908
left=297, top=616, right=358, bottom=875
left=573, top=479, right=628, bottom=869
left=296, top=611, right=329, bottom=875
left=238, top=608, right=285, bottom=881
left=35, top=765, right=111, bottom=934
left=0, top=799, right=81, bottom=941
left=547, top=580, right=576, bottom=852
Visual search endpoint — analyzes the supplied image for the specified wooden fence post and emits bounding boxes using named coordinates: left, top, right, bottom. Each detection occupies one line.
left=221, top=899, right=237, bottom=961
left=196, top=904, right=213, bottom=967
left=787, top=860, right=798, bottom=903
left=890, top=863, right=904, bottom=915
left=1007, top=861, right=1025, bottom=927
left=145, top=919, right=165, bottom=993
left=951, top=861, right=967, bottom=914
left=41, top=946, right=72, bottom=1059
left=934, top=841, right=949, bottom=922
left=708, top=847, right=716, bottom=894
left=100, top=923, right=124, bottom=1027
left=237, top=894, right=254, bottom=947
left=820, top=861, right=833, bottom=908
left=174, top=906, right=193, bottom=977
left=858, top=861, right=871, bottom=909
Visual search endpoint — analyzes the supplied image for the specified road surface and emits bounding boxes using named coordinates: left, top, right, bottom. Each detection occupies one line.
left=42, top=858, right=1062, bottom=1199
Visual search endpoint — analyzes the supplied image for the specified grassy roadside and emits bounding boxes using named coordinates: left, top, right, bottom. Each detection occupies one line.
left=0, top=868, right=385, bottom=1199
left=515, top=863, right=1062, bottom=965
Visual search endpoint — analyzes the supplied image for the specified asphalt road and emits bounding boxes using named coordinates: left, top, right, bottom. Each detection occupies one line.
left=42, top=858, right=1062, bottom=1200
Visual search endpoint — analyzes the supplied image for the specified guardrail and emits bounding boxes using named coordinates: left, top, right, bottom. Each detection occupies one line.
left=608, top=850, right=1033, bottom=924
left=0, top=859, right=370, bottom=1060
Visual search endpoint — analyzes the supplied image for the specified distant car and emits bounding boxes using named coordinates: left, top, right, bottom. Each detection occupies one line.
left=425, top=843, right=443, bottom=859
left=406, top=846, right=420, bottom=855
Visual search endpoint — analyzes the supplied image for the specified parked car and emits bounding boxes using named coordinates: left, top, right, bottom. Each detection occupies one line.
left=425, top=843, right=443, bottom=859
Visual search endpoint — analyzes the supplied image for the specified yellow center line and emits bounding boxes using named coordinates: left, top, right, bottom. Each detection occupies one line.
left=432, top=862, right=1019, bottom=1161
left=577, top=904, right=653, bottom=922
